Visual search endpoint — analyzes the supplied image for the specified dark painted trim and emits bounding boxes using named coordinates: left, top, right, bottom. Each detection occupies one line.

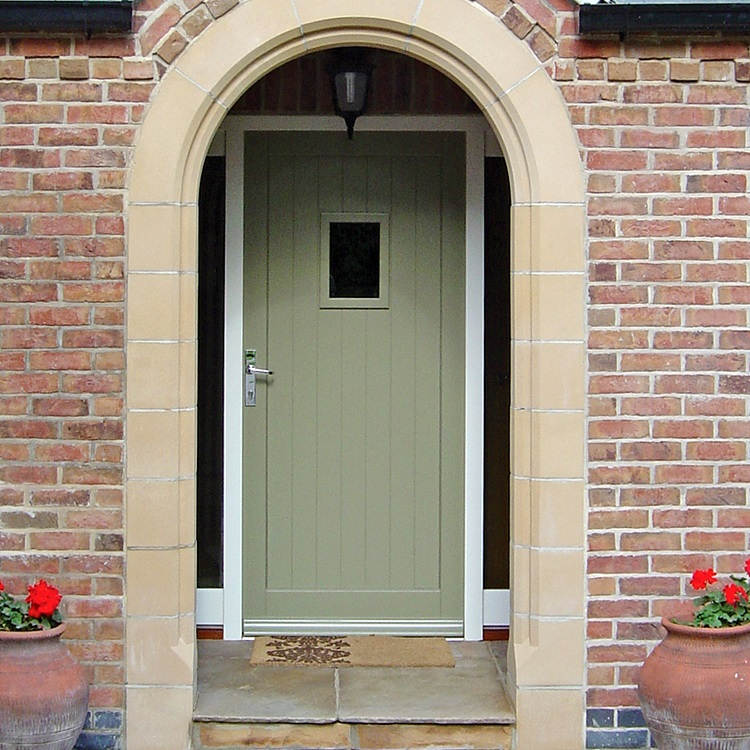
left=579, top=3, right=750, bottom=34
left=483, top=626, right=510, bottom=641
left=0, top=2, right=132, bottom=33
left=197, top=626, right=224, bottom=640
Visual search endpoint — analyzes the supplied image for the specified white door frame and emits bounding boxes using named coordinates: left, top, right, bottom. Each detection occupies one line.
left=198, top=115, right=497, bottom=640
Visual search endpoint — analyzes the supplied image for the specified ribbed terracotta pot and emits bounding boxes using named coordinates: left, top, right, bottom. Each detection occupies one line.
left=0, top=623, right=89, bottom=750
left=638, top=617, right=750, bottom=750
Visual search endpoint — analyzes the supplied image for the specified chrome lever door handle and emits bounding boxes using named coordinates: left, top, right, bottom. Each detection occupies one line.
left=247, top=365, right=273, bottom=376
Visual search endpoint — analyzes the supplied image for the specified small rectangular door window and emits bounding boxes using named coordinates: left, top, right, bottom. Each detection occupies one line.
left=329, top=221, right=380, bottom=298
left=320, top=212, right=389, bottom=309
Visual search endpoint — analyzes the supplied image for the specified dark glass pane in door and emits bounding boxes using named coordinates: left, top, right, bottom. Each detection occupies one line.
left=329, top=221, right=380, bottom=298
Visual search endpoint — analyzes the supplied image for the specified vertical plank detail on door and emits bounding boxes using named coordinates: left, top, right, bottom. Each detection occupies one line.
left=290, top=154, right=320, bottom=590
left=316, top=156, right=342, bottom=589
left=414, top=153, right=442, bottom=591
left=389, top=152, right=417, bottom=590
left=267, top=151, right=295, bottom=591
left=340, top=154, right=368, bottom=590
left=364, top=155, right=391, bottom=591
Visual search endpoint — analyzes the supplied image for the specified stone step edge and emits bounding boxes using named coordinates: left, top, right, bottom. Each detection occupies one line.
left=192, top=716, right=516, bottom=725
left=193, top=721, right=514, bottom=750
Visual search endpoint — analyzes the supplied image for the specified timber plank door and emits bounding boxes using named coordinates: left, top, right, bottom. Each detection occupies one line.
left=242, top=131, right=465, bottom=635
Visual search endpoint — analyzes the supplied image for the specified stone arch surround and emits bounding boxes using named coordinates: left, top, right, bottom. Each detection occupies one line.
left=124, top=1, right=586, bottom=747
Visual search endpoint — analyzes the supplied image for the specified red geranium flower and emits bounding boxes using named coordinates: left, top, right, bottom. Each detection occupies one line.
left=690, top=568, right=717, bottom=591
left=0, top=580, right=4, bottom=591
left=744, top=558, right=750, bottom=577
left=26, top=579, right=62, bottom=619
left=723, top=583, right=748, bottom=607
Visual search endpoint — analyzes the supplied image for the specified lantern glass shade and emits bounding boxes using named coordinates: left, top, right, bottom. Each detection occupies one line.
left=334, top=70, right=368, bottom=113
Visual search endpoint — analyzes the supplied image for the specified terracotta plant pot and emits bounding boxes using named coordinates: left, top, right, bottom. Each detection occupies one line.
left=0, top=623, right=89, bottom=750
left=638, top=617, right=750, bottom=750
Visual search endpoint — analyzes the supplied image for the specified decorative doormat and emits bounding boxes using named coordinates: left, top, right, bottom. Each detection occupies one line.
left=250, top=635, right=455, bottom=667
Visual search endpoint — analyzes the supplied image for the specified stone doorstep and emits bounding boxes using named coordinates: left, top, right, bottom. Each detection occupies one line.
left=195, top=641, right=515, bottom=727
left=193, top=721, right=514, bottom=749
left=193, top=641, right=515, bottom=748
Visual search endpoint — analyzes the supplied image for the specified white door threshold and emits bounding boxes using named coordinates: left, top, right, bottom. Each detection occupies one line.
left=243, top=619, right=464, bottom=637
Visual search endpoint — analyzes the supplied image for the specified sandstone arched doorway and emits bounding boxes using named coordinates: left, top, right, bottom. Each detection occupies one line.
left=125, top=3, right=585, bottom=747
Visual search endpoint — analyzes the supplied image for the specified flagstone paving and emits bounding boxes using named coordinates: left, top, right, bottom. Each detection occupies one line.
left=193, top=639, right=514, bottom=748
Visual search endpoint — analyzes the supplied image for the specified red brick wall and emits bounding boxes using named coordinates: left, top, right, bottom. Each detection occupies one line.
left=0, top=34, right=150, bottom=746
left=1, top=1, right=749, bottom=747
left=560, top=34, right=749, bottom=718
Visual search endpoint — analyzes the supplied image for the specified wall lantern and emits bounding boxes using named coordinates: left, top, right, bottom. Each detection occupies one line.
left=331, top=50, right=373, bottom=140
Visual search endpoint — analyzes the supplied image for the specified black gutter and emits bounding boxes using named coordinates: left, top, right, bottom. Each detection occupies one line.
left=579, top=3, right=750, bottom=34
left=0, top=1, right=132, bottom=33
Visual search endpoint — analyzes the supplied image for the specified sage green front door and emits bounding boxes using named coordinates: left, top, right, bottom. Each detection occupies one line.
left=242, top=131, right=465, bottom=635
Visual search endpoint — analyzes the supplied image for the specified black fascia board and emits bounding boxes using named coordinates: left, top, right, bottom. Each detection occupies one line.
left=579, top=3, right=750, bottom=34
left=0, top=1, right=132, bottom=33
